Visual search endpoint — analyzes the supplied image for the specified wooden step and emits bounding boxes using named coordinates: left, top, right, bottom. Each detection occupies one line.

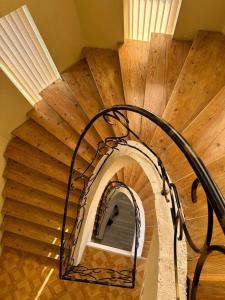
left=119, top=40, right=150, bottom=185
left=83, top=48, right=125, bottom=107
left=176, top=154, right=225, bottom=220
left=141, top=33, right=191, bottom=142
left=142, top=241, right=151, bottom=258
left=2, top=199, right=73, bottom=232
left=188, top=250, right=225, bottom=280
left=29, top=100, right=95, bottom=164
left=128, top=163, right=144, bottom=188
left=83, top=48, right=126, bottom=137
left=5, top=137, right=70, bottom=184
left=1, top=216, right=62, bottom=246
left=2, top=232, right=59, bottom=259
left=119, top=40, right=150, bottom=135
left=40, top=79, right=102, bottom=149
left=3, top=160, right=82, bottom=200
left=151, top=31, right=225, bottom=154
left=3, top=180, right=76, bottom=218
left=144, top=226, right=154, bottom=242
left=13, top=119, right=90, bottom=173
left=62, top=59, right=115, bottom=140
left=162, top=86, right=225, bottom=181
left=188, top=275, right=225, bottom=300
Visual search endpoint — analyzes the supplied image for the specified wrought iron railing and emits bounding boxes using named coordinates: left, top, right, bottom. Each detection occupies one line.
left=60, top=105, right=225, bottom=299
left=93, top=181, right=129, bottom=239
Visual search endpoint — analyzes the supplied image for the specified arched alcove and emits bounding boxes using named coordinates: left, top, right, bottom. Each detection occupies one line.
left=89, top=186, right=146, bottom=257
left=70, top=140, right=187, bottom=300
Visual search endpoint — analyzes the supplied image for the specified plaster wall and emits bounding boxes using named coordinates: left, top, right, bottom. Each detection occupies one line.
left=75, top=0, right=124, bottom=49
left=174, top=0, right=225, bottom=40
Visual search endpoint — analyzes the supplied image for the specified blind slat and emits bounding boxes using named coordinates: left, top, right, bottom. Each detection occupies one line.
left=0, top=5, right=60, bottom=106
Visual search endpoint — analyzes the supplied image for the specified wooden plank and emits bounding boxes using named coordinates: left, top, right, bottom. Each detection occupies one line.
left=192, top=279, right=225, bottom=300
left=13, top=119, right=90, bottom=173
left=2, top=232, right=59, bottom=259
left=119, top=40, right=150, bottom=135
left=29, top=100, right=95, bottom=163
left=2, top=199, right=73, bottom=232
left=129, top=164, right=144, bottom=189
left=141, top=33, right=191, bottom=141
left=83, top=49, right=126, bottom=137
left=41, top=79, right=102, bottom=150
left=188, top=250, right=225, bottom=276
left=3, top=180, right=76, bottom=218
left=133, top=173, right=150, bottom=194
left=175, top=155, right=225, bottom=219
left=3, top=160, right=81, bottom=200
left=162, top=86, right=225, bottom=181
left=62, top=59, right=115, bottom=140
left=1, top=216, right=62, bottom=246
left=151, top=31, right=225, bottom=154
left=116, top=168, right=125, bottom=182
left=123, top=165, right=133, bottom=186
left=144, top=226, right=154, bottom=242
left=186, top=216, right=224, bottom=255
left=5, top=137, right=70, bottom=184
left=83, top=48, right=125, bottom=107
left=142, top=241, right=151, bottom=258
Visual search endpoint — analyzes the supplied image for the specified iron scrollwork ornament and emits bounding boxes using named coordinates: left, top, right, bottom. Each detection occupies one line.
left=60, top=105, right=225, bottom=298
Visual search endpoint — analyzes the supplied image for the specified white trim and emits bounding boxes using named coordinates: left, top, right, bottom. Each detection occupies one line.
left=87, top=241, right=132, bottom=257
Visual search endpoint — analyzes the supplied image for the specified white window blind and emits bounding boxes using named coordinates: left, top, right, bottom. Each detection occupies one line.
left=124, top=0, right=182, bottom=41
left=0, top=5, right=60, bottom=106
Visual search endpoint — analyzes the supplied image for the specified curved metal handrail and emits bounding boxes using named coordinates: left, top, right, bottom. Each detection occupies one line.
left=60, top=104, right=225, bottom=299
left=81, top=105, right=225, bottom=230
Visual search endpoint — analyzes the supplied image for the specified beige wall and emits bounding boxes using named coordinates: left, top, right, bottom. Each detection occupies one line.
left=75, top=0, right=124, bottom=49
left=0, top=0, right=85, bottom=72
left=174, top=0, right=225, bottom=40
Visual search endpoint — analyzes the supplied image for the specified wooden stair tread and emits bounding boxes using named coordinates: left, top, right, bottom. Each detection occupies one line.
left=1, top=216, right=62, bottom=246
left=151, top=31, right=225, bottom=154
left=176, top=155, right=225, bottom=220
left=83, top=48, right=125, bottom=107
left=2, top=232, right=59, bottom=259
left=119, top=40, right=150, bottom=135
left=189, top=275, right=225, bottom=300
left=62, top=59, right=114, bottom=140
left=29, top=100, right=95, bottom=163
left=40, top=79, right=102, bottom=150
left=162, top=86, right=225, bottom=181
left=141, top=33, right=191, bottom=141
left=2, top=198, right=73, bottom=232
left=13, top=119, right=90, bottom=173
left=83, top=48, right=126, bottom=137
left=3, top=160, right=81, bottom=200
left=5, top=137, right=70, bottom=184
left=3, top=180, right=76, bottom=218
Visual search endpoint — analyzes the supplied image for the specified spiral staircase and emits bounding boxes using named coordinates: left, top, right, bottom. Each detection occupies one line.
left=1, top=31, right=225, bottom=299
